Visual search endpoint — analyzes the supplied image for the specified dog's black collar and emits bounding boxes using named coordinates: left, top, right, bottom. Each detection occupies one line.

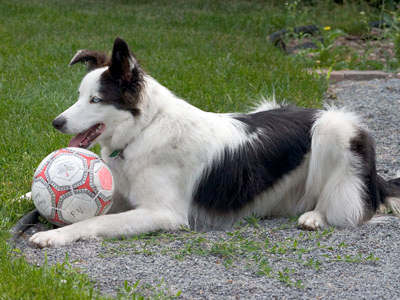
left=109, top=149, right=124, bottom=159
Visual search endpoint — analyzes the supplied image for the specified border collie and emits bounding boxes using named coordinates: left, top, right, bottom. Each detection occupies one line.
left=30, top=38, right=400, bottom=248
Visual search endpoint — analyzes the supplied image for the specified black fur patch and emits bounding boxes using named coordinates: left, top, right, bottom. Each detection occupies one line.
left=350, top=130, right=382, bottom=215
left=99, top=68, right=143, bottom=116
left=93, top=38, right=144, bottom=116
left=350, top=130, right=400, bottom=215
left=193, top=106, right=317, bottom=213
left=69, top=50, right=110, bottom=72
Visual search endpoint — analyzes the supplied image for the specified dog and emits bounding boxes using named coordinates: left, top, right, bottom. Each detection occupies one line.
left=29, top=37, right=400, bottom=248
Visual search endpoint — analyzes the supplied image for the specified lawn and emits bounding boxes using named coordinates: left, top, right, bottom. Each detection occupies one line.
left=0, top=0, right=393, bottom=298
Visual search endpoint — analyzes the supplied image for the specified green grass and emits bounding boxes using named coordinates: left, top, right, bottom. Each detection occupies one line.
left=0, top=247, right=99, bottom=300
left=0, top=0, right=385, bottom=298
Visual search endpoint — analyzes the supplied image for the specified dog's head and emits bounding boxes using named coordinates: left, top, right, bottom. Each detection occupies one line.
left=53, top=38, right=144, bottom=150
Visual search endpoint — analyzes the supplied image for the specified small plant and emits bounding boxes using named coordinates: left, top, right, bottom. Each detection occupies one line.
left=378, top=4, right=400, bottom=63
left=283, top=0, right=310, bottom=29
left=295, top=26, right=346, bottom=69
left=243, top=215, right=262, bottom=228
left=117, top=279, right=182, bottom=300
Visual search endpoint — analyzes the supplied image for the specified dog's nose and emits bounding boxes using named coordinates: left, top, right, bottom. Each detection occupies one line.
left=52, top=116, right=67, bottom=131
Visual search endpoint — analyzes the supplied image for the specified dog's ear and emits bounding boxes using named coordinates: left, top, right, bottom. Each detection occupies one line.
left=109, top=37, right=138, bottom=82
left=69, top=50, right=110, bottom=72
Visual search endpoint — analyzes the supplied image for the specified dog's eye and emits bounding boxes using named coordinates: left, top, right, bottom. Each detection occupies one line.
left=90, top=96, right=102, bottom=103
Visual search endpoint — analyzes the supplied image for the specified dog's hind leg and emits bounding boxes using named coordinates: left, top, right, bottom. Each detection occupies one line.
left=298, top=108, right=369, bottom=230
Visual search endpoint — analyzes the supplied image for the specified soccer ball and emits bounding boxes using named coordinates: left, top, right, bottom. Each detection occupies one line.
left=31, top=147, right=114, bottom=226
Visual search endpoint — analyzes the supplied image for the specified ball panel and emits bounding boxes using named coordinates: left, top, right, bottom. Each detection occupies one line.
left=68, top=147, right=100, bottom=170
left=98, top=189, right=113, bottom=201
left=92, top=161, right=114, bottom=200
left=49, top=210, right=69, bottom=227
left=47, top=155, right=87, bottom=189
left=49, top=185, right=73, bottom=208
left=94, top=196, right=113, bottom=216
left=97, top=166, right=113, bottom=191
left=66, top=147, right=99, bottom=158
left=61, top=193, right=98, bottom=224
left=73, top=172, right=96, bottom=194
left=31, top=180, right=52, bottom=217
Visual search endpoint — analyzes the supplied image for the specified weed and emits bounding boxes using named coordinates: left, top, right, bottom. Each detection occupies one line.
left=377, top=3, right=400, bottom=62
left=243, top=215, right=262, bottom=228
left=117, top=279, right=181, bottom=300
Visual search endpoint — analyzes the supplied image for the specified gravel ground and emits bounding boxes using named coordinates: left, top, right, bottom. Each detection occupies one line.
left=15, top=79, right=400, bottom=299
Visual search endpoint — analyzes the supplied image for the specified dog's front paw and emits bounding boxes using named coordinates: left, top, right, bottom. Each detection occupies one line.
left=298, top=211, right=326, bottom=231
left=29, top=229, right=76, bottom=248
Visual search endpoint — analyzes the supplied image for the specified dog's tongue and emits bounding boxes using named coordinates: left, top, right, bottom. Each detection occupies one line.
left=68, top=132, right=91, bottom=148
left=68, top=123, right=105, bottom=148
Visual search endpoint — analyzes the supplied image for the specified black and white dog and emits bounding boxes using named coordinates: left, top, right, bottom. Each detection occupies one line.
left=30, top=38, right=400, bottom=247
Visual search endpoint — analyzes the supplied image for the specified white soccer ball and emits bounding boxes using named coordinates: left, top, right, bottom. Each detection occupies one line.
left=31, top=147, right=114, bottom=226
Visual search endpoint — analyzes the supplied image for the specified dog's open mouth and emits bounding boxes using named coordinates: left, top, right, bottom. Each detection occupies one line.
left=68, top=123, right=105, bottom=148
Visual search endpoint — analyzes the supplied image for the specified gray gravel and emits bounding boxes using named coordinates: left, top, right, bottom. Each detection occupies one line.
left=15, top=79, right=400, bottom=299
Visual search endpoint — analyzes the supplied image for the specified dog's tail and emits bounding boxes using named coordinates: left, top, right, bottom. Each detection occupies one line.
left=377, top=171, right=400, bottom=215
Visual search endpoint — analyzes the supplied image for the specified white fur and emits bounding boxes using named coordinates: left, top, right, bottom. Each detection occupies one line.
left=250, top=95, right=281, bottom=113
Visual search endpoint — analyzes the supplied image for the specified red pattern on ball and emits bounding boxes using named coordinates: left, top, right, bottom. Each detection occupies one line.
left=98, top=167, right=113, bottom=191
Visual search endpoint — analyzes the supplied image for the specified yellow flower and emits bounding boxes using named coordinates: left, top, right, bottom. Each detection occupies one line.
left=324, top=26, right=331, bottom=31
